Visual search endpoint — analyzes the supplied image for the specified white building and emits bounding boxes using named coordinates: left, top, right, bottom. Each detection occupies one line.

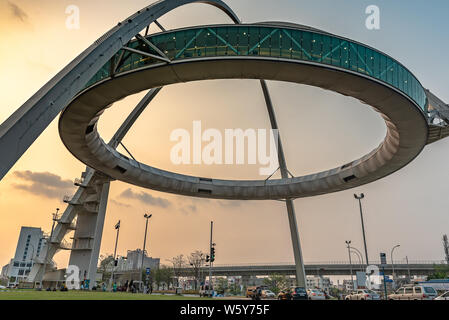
left=5, top=227, right=47, bottom=286
left=106, top=249, right=160, bottom=272
left=306, top=276, right=331, bottom=292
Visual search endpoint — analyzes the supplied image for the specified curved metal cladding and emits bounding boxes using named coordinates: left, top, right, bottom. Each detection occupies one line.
left=59, top=22, right=431, bottom=200
left=83, top=24, right=428, bottom=113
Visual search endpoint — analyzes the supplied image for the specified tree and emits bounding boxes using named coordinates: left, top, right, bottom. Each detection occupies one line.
left=98, top=254, right=114, bottom=281
left=151, top=265, right=174, bottom=290
left=215, top=277, right=228, bottom=295
left=427, top=265, right=449, bottom=281
left=262, top=273, right=289, bottom=295
left=169, top=254, right=186, bottom=287
left=188, top=250, right=206, bottom=290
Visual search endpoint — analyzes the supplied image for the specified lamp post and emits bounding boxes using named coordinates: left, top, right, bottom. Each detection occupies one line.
left=390, top=244, right=400, bottom=283
left=405, top=256, right=411, bottom=281
left=350, top=247, right=363, bottom=271
left=109, top=220, right=120, bottom=290
left=345, top=240, right=354, bottom=291
left=139, top=213, right=152, bottom=292
left=39, top=208, right=59, bottom=289
left=354, top=193, right=369, bottom=265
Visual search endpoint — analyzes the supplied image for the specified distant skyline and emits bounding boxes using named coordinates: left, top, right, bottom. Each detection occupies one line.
left=0, top=0, right=449, bottom=270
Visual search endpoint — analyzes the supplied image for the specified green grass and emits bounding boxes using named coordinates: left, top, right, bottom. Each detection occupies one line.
left=0, top=290, right=209, bottom=300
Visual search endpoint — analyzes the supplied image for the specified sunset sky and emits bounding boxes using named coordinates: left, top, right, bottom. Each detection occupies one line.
left=1, top=0, right=449, bottom=270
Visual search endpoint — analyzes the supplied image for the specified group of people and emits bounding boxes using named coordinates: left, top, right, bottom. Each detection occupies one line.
left=110, top=280, right=153, bottom=294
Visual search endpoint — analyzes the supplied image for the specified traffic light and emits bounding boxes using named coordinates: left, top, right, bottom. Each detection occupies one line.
left=206, top=255, right=210, bottom=262
left=210, top=246, right=215, bottom=262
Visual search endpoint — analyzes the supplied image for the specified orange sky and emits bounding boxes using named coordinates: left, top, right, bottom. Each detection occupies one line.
left=1, top=0, right=449, bottom=269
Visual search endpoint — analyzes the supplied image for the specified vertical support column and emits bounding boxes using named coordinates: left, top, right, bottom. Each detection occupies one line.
left=87, top=181, right=110, bottom=289
left=260, top=80, right=307, bottom=288
left=68, top=180, right=110, bottom=289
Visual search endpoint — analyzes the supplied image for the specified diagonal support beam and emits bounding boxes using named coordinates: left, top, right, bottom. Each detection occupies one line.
left=260, top=79, right=307, bottom=288
left=121, top=46, right=170, bottom=63
left=136, top=34, right=170, bottom=61
left=154, top=19, right=166, bottom=32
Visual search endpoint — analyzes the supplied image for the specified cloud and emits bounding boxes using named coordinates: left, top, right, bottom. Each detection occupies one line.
left=119, top=188, right=172, bottom=208
left=12, top=170, right=75, bottom=199
left=110, top=199, right=131, bottom=208
left=6, top=1, right=28, bottom=22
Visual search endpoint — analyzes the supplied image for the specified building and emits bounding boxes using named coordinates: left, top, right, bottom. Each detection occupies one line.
left=106, top=249, right=160, bottom=272
left=1, top=264, right=9, bottom=280
left=4, top=227, right=47, bottom=286
left=306, top=276, right=331, bottom=292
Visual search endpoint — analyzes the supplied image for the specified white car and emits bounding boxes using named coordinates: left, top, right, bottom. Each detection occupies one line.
left=345, top=289, right=380, bottom=300
left=435, top=291, right=449, bottom=300
left=261, top=289, right=276, bottom=299
left=0, top=285, right=6, bottom=290
left=307, top=289, right=326, bottom=300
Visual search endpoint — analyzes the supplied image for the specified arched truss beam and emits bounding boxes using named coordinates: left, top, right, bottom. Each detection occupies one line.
left=0, top=0, right=240, bottom=181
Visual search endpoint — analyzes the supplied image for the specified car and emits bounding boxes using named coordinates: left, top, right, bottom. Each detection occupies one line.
left=277, top=290, right=291, bottom=300
left=261, top=289, right=276, bottom=299
left=245, top=286, right=257, bottom=298
left=0, top=285, right=6, bottom=290
left=345, top=289, right=380, bottom=300
left=388, top=285, right=438, bottom=300
left=290, top=287, right=308, bottom=300
left=307, top=289, right=326, bottom=300
left=435, top=291, right=449, bottom=300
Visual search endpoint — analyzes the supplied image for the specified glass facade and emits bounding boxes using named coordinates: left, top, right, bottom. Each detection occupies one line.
left=84, top=25, right=427, bottom=112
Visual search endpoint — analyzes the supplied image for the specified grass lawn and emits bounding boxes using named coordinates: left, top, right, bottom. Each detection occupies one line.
left=0, top=290, right=209, bottom=300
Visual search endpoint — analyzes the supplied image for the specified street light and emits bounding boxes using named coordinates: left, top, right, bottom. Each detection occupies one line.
left=109, top=220, right=121, bottom=290
left=139, top=213, right=152, bottom=292
left=354, top=193, right=369, bottom=265
left=345, top=240, right=354, bottom=291
left=390, top=244, right=400, bottom=283
left=349, top=247, right=363, bottom=271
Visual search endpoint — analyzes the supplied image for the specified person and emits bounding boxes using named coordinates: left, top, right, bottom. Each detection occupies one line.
left=129, top=280, right=134, bottom=293
left=112, top=282, right=117, bottom=292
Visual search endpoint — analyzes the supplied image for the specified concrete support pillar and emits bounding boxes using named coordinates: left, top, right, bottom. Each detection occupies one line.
left=68, top=181, right=110, bottom=289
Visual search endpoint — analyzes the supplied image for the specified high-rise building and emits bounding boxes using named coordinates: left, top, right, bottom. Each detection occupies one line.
left=5, top=227, right=47, bottom=286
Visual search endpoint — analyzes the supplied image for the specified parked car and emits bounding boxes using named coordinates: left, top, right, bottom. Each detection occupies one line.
left=388, top=286, right=438, bottom=300
left=261, top=289, right=276, bottom=299
left=345, top=289, right=380, bottom=300
left=435, top=291, right=449, bottom=300
left=0, top=285, right=6, bottom=290
left=307, top=289, right=326, bottom=300
left=277, top=290, right=291, bottom=300
left=290, top=287, right=308, bottom=300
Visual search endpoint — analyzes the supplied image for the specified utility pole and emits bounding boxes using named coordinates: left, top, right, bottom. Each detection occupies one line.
left=345, top=240, right=354, bottom=291
left=39, top=208, right=59, bottom=289
left=140, top=214, right=152, bottom=292
left=390, top=244, right=400, bottom=285
left=354, top=193, right=369, bottom=265
left=443, top=235, right=449, bottom=264
left=406, top=256, right=411, bottom=281
left=109, top=220, right=120, bottom=290
left=209, top=221, right=214, bottom=296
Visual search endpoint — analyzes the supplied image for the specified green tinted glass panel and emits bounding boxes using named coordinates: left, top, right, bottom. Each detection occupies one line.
left=85, top=25, right=427, bottom=112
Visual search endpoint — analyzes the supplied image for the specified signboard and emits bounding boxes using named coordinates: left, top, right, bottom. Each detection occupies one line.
left=146, top=268, right=151, bottom=275
left=380, top=252, right=387, bottom=265
left=356, top=271, right=367, bottom=289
